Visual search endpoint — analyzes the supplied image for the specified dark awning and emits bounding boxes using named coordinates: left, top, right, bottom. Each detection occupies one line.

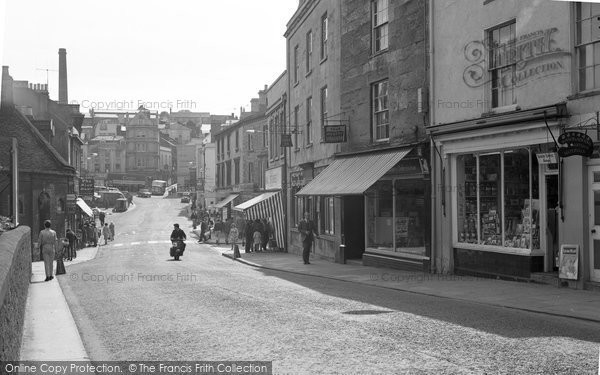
left=297, top=148, right=411, bottom=196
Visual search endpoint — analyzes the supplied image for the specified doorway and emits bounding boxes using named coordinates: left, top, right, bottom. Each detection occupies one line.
left=588, top=166, right=600, bottom=282
left=343, top=196, right=365, bottom=259
left=545, top=174, right=559, bottom=271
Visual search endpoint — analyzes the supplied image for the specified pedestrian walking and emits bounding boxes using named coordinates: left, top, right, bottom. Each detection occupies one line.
left=252, top=219, right=263, bottom=252
left=261, top=218, right=271, bottom=251
left=245, top=219, right=254, bottom=253
left=101, top=223, right=110, bottom=245
left=228, top=222, right=240, bottom=255
left=109, top=222, right=115, bottom=241
left=66, top=228, right=77, bottom=260
left=38, top=220, right=58, bottom=281
left=200, top=218, right=208, bottom=242
left=223, top=217, right=232, bottom=245
left=99, top=211, right=106, bottom=226
left=298, top=212, right=319, bottom=264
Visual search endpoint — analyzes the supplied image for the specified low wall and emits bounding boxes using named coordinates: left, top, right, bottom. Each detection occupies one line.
left=0, top=226, right=32, bottom=361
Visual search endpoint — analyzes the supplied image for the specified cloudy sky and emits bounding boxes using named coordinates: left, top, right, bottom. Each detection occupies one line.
left=0, top=0, right=298, bottom=116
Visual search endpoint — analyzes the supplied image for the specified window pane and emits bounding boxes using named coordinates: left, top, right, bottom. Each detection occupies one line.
left=395, top=179, right=426, bottom=254
left=479, top=154, right=502, bottom=246
left=504, top=150, right=530, bottom=248
left=596, top=65, right=600, bottom=89
left=366, top=180, right=393, bottom=248
left=458, top=154, right=477, bottom=244
left=581, top=19, right=592, bottom=45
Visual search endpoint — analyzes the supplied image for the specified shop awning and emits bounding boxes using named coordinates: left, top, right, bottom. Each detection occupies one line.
left=76, top=198, right=94, bottom=217
left=212, top=194, right=239, bottom=209
left=233, top=192, right=285, bottom=251
left=297, top=148, right=411, bottom=196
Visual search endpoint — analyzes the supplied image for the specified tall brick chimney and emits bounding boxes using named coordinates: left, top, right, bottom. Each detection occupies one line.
left=58, top=48, right=68, bottom=104
left=1, top=66, right=14, bottom=113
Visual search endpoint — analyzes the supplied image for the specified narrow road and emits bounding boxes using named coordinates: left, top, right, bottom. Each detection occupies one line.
left=59, top=196, right=600, bottom=374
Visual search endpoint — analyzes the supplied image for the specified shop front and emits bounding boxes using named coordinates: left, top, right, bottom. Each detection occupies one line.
left=430, top=104, right=566, bottom=279
left=211, top=194, right=239, bottom=221
left=296, top=147, right=431, bottom=270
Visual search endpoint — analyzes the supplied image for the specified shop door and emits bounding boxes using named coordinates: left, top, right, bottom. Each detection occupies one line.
left=588, top=166, right=600, bottom=282
left=343, top=196, right=365, bottom=259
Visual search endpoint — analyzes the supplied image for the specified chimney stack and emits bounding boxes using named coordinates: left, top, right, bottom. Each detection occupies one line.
left=58, top=48, right=68, bottom=104
left=1, top=66, right=14, bottom=113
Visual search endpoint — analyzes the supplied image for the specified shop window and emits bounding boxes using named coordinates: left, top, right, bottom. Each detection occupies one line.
left=457, top=149, right=540, bottom=250
left=319, top=196, right=335, bottom=235
left=395, top=180, right=426, bottom=252
left=366, top=180, right=394, bottom=248
left=57, top=198, right=65, bottom=214
left=295, top=194, right=315, bottom=227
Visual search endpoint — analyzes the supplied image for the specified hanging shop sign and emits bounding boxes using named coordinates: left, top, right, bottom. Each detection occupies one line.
left=557, top=132, right=594, bottom=158
left=323, top=125, right=347, bottom=143
left=280, top=134, right=293, bottom=148
left=265, top=166, right=282, bottom=190
left=558, top=244, right=579, bottom=280
left=79, top=177, right=95, bottom=200
left=536, top=152, right=558, bottom=164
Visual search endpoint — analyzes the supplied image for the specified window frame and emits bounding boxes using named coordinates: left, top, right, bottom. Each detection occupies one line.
left=320, top=86, right=328, bottom=141
left=372, top=79, right=390, bottom=142
left=372, top=0, right=389, bottom=54
left=487, top=20, right=517, bottom=108
left=294, top=44, right=300, bottom=84
left=320, top=12, right=328, bottom=61
left=306, top=97, right=313, bottom=146
left=306, top=30, right=313, bottom=74
left=575, top=2, right=600, bottom=92
left=294, top=105, right=300, bottom=151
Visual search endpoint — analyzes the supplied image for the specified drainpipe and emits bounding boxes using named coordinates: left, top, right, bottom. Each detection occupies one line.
left=428, top=0, right=438, bottom=273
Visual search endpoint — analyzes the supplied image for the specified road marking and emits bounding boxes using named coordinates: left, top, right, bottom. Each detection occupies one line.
left=113, top=243, right=124, bottom=247
left=130, top=242, right=141, bottom=245
left=148, top=240, right=159, bottom=244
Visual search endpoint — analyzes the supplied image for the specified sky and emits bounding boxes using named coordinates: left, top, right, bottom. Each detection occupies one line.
left=0, top=0, right=298, bottom=117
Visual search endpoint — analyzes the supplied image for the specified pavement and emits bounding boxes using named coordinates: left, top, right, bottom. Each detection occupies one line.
left=19, top=246, right=98, bottom=361
left=18, top=236, right=600, bottom=362
left=214, top=244, right=600, bottom=324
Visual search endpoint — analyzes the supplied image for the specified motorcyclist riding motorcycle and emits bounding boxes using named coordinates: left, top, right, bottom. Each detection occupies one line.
left=170, top=223, right=187, bottom=260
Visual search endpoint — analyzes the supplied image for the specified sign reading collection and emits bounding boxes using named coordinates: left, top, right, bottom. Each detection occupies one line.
left=557, top=131, right=594, bottom=158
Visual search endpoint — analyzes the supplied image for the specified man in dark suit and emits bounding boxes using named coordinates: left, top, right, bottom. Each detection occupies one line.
left=298, top=212, right=318, bottom=264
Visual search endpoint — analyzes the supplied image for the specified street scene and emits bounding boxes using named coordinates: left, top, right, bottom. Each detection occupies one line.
left=1, top=0, right=600, bottom=374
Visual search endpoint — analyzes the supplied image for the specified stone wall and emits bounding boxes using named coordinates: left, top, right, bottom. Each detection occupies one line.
left=0, top=226, right=32, bottom=361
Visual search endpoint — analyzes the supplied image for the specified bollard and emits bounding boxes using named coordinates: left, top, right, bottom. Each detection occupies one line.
left=338, top=244, right=346, bottom=264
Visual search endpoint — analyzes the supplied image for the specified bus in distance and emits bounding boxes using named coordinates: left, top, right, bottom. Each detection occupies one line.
left=151, top=180, right=167, bottom=195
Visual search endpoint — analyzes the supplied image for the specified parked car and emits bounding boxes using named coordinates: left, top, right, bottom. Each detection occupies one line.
left=180, top=194, right=190, bottom=203
left=138, top=189, right=151, bottom=198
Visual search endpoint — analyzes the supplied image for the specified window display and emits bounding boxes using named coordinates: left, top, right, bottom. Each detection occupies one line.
left=366, top=180, right=393, bottom=248
left=395, top=180, right=426, bottom=254
left=457, top=148, right=540, bottom=250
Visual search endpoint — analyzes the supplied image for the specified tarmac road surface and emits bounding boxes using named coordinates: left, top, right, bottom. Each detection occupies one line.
left=59, top=196, right=600, bottom=374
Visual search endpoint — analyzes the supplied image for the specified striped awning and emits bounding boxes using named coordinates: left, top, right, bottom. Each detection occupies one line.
left=76, top=198, right=94, bottom=217
left=233, top=192, right=285, bottom=251
left=296, top=149, right=411, bottom=196
left=212, top=194, right=239, bottom=209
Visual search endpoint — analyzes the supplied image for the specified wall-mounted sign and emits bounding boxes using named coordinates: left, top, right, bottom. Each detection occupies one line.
left=463, top=27, right=570, bottom=89
left=558, top=244, right=579, bottom=280
left=557, top=131, right=594, bottom=158
left=265, top=166, right=282, bottom=190
left=536, top=152, right=558, bottom=164
left=281, top=134, right=293, bottom=148
left=323, top=125, right=347, bottom=143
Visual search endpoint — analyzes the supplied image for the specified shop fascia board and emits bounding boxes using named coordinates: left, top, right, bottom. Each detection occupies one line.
left=426, top=103, right=567, bottom=137
left=434, top=120, right=561, bottom=154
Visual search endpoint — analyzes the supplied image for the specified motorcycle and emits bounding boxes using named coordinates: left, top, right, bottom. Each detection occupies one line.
left=170, top=239, right=186, bottom=261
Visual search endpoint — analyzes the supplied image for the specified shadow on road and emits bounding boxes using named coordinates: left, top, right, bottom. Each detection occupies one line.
left=248, top=266, right=600, bottom=343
